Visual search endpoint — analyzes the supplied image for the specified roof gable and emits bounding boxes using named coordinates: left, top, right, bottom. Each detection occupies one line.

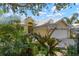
left=55, top=19, right=68, bottom=28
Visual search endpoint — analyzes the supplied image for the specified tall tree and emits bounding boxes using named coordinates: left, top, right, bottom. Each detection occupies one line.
left=63, top=13, right=79, bottom=24
left=62, top=13, right=79, bottom=39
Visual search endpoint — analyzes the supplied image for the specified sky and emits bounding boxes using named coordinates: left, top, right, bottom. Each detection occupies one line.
left=1, top=3, right=79, bottom=22
left=24, top=3, right=79, bottom=22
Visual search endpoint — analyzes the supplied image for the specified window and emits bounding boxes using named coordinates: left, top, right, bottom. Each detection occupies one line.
left=28, top=26, right=33, bottom=33
left=28, top=22, right=33, bottom=33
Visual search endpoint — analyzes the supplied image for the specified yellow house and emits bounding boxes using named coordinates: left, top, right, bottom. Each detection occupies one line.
left=24, top=17, right=70, bottom=38
left=34, top=19, right=70, bottom=38
left=24, top=17, right=51, bottom=36
left=33, top=19, right=55, bottom=36
left=24, top=17, right=76, bottom=48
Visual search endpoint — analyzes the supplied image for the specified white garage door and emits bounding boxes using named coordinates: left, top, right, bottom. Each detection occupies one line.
left=52, top=30, right=68, bottom=39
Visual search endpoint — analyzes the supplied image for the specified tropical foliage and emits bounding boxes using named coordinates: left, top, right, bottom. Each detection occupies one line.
left=62, top=13, right=79, bottom=39
left=65, top=45, right=78, bottom=56
left=33, top=28, right=66, bottom=56
left=0, top=19, right=66, bottom=56
left=0, top=3, right=78, bottom=56
left=63, top=13, right=79, bottom=24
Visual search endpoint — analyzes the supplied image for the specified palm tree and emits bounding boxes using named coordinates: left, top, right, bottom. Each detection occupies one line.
left=33, top=28, right=66, bottom=56
left=63, top=13, right=78, bottom=24
left=63, top=13, right=79, bottom=39
left=63, top=13, right=79, bottom=55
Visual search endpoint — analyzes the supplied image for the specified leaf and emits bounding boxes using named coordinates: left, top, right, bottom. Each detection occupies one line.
left=0, top=10, right=4, bottom=14
left=52, top=47, right=66, bottom=55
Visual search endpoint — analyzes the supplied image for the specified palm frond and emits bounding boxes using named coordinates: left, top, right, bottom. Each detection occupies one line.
left=52, top=39, right=62, bottom=47
left=33, top=33, right=47, bottom=48
left=52, top=47, right=66, bottom=55
left=48, top=27, right=56, bottom=38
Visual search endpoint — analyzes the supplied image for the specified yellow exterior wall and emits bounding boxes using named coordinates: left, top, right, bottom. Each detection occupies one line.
left=24, top=18, right=68, bottom=37
left=34, top=27, right=48, bottom=36
left=56, top=21, right=67, bottom=28
left=33, top=21, right=68, bottom=37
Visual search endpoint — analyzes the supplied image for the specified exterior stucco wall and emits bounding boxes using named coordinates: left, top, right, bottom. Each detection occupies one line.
left=34, top=27, right=48, bottom=36
left=56, top=20, right=67, bottom=28
left=52, top=29, right=68, bottom=39
left=52, top=20, right=70, bottom=39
